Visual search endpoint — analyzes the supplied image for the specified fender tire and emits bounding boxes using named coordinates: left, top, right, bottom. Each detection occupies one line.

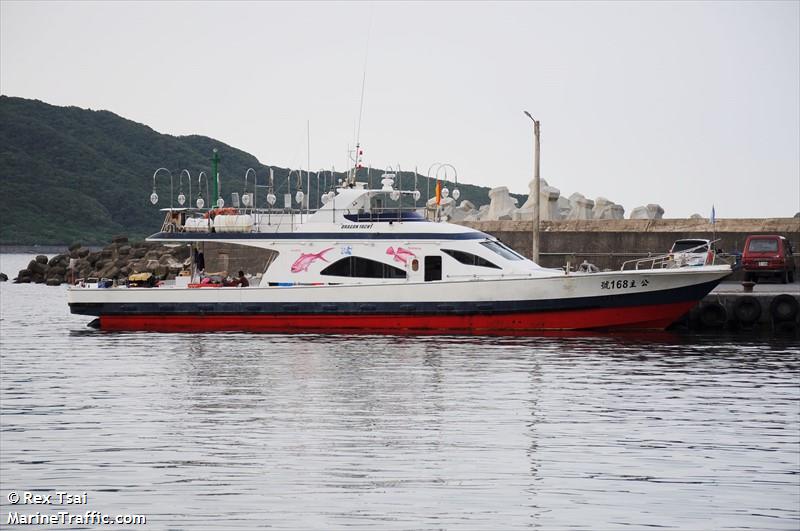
left=733, top=297, right=761, bottom=325
left=699, top=302, right=727, bottom=329
left=770, top=294, right=799, bottom=323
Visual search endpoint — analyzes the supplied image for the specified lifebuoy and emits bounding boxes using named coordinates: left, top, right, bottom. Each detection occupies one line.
left=733, top=297, right=761, bottom=325
left=770, top=294, right=799, bottom=323
left=699, top=302, right=727, bottom=329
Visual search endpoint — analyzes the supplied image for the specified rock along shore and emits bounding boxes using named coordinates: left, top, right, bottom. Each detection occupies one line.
left=11, top=236, right=190, bottom=285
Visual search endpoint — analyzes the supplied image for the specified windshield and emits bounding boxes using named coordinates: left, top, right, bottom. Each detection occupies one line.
left=481, top=240, right=525, bottom=261
left=748, top=239, right=779, bottom=253
left=672, top=240, right=709, bottom=253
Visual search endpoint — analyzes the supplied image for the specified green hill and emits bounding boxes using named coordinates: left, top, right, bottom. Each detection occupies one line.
left=0, top=96, right=525, bottom=245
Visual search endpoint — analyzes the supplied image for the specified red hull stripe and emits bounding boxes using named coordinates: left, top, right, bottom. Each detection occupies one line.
left=99, top=301, right=697, bottom=333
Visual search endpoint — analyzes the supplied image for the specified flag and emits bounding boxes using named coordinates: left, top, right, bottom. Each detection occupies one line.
left=710, top=205, right=716, bottom=225
left=435, top=180, right=442, bottom=206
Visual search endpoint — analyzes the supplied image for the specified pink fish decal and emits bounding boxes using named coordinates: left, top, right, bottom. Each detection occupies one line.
left=386, top=246, right=416, bottom=265
left=291, top=247, right=333, bottom=273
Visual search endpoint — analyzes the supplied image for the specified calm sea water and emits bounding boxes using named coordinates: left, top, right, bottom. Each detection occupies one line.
left=1, top=253, right=798, bottom=530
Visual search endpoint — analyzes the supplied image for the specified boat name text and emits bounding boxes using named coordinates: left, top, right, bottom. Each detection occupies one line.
left=600, top=279, right=649, bottom=290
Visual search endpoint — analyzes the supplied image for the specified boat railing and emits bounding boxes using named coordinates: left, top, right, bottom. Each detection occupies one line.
left=260, top=209, right=297, bottom=233
left=620, top=253, right=675, bottom=271
left=620, top=240, right=727, bottom=270
left=160, top=207, right=317, bottom=234
left=445, top=272, right=538, bottom=280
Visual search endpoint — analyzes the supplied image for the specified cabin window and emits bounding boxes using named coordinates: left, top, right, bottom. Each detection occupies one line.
left=672, top=240, right=709, bottom=252
left=480, top=241, right=525, bottom=261
left=320, top=256, right=406, bottom=279
left=442, top=249, right=501, bottom=269
left=425, top=256, right=442, bottom=281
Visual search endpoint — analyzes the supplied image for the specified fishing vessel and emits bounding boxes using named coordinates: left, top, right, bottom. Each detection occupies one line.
left=67, top=171, right=732, bottom=333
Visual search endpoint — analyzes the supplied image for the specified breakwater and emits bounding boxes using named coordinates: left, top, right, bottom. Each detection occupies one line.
left=9, top=237, right=191, bottom=285
left=6, top=240, right=274, bottom=286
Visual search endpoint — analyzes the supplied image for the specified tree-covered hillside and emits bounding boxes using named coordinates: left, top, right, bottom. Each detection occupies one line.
left=0, top=96, right=525, bottom=245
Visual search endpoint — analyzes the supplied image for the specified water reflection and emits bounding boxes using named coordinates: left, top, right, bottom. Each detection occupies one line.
left=1, top=255, right=799, bottom=530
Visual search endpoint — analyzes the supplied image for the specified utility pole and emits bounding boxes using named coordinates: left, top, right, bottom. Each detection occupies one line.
left=523, top=111, right=541, bottom=263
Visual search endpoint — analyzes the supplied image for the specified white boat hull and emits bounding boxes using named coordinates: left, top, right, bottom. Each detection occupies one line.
left=69, top=266, right=731, bottom=333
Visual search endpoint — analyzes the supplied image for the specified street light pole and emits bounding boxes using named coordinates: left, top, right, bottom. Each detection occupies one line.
left=523, top=111, right=541, bottom=264
left=211, top=148, right=220, bottom=207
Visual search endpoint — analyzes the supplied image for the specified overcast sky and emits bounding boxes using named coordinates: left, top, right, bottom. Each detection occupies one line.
left=2, top=1, right=798, bottom=218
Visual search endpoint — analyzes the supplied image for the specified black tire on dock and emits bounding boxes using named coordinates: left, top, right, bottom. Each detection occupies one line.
left=699, top=302, right=727, bottom=329
left=733, top=297, right=761, bottom=326
left=770, top=294, right=799, bottom=323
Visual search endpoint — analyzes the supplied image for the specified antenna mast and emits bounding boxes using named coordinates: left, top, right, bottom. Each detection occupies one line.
left=350, top=11, right=372, bottom=186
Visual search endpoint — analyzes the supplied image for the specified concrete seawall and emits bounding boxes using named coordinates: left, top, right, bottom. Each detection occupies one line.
left=458, top=218, right=800, bottom=275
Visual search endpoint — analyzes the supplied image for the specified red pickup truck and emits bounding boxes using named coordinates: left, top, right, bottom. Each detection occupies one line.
left=742, top=235, right=796, bottom=284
